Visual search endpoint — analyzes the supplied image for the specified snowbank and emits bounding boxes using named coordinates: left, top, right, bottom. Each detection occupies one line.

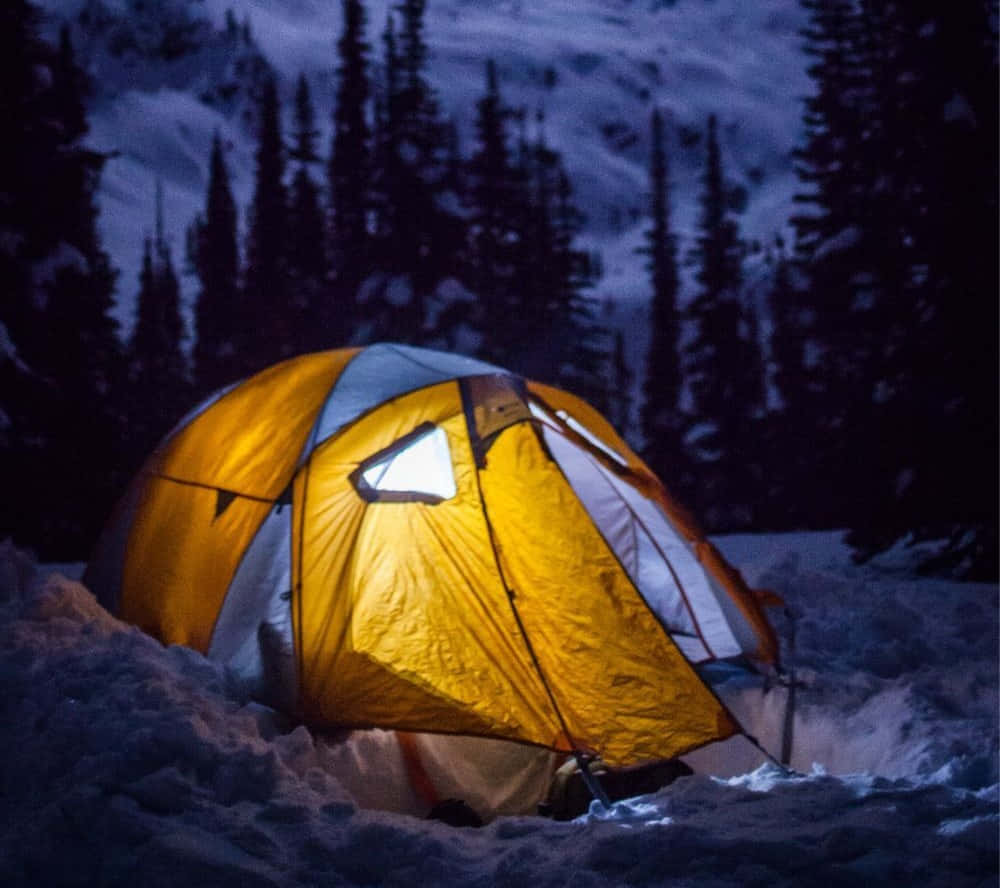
left=0, top=533, right=996, bottom=886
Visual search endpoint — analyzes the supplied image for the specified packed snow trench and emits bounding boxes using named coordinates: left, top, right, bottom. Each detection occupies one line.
left=1, top=532, right=996, bottom=887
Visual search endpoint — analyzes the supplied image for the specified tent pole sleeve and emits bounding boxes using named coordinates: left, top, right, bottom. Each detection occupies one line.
left=459, top=379, right=612, bottom=807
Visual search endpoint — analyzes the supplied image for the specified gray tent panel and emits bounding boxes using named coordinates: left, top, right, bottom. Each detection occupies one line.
left=308, top=344, right=503, bottom=450
left=208, top=502, right=295, bottom=712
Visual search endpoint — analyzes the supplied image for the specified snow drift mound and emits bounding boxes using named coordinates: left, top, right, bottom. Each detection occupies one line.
left=688, top=533, right=999, bottom=789
left=0, top=534, right=996, bottom=887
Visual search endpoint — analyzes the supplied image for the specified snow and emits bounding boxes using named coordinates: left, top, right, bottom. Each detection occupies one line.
left=0, top=322, right=31, bottom=376
left=813, top=225, right=862, bottom=261
left=30, top=241, right=90, bottom=303
left=1, top=531, right=996, bottom=885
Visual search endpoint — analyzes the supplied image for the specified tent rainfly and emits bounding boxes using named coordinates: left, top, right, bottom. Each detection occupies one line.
left=86, top=344, right=780, bottom=819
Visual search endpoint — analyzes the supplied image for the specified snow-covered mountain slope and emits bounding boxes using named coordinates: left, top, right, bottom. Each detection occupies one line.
left=1, top=532, right=996, bottom=885
left=38, top=0, right=807, bottom=341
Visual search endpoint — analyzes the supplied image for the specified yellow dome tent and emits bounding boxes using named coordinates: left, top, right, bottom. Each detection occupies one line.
left=86, top=344, right=779, bottom=818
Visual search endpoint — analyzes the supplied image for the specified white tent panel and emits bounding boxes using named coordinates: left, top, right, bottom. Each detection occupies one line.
left=209, top=503, right=296, bottom=712
left=310, top=343, right=502, bottom=449
left=543, top=426, right=740, bottom=662
left=633, top=521, right=710, bottom=661
left=593, top=462, right=743, bottom=661
left=543, top=429, right=710, bottom=660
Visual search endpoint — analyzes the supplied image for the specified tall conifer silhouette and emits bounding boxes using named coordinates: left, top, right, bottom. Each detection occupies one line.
left=288, top=74, right=328, bottom=351
left=128, top=183, right=188, bottom=460
left=243, top=72, right=289, bottom=370
left=685, top=115, right=763, bottom=528
left=639, top=108, right=685, bottom=490
left=0, top=11, right=123, bottom=557
left=328, top=0, right=371, bottom=344
left=192, top=132, right=240, bottom=394
left=466, top=59, right=522, bottom=365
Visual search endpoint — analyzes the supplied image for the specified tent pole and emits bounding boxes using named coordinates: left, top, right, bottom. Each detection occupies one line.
left=780, top=606, right=798, bottom=767
left=460, top=379, right=616, bottom=811
left=574, top=752, right=612, bottom=810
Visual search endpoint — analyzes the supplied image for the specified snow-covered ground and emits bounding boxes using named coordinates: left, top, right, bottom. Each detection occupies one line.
left=1, top=531, right=996, bottom=886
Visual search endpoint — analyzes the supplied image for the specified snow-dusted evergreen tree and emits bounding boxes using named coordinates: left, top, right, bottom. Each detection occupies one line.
left=608, top=329, right=632, bottom=435
left=370, top=14, right=400, bottom=250
left=684, top=114, right=764, bottom=529
left=192, top=132, right=240, bottom=395
left=369, top=0, right=463, bottom=341
left=328, top=0, right=371, bottom=342
left=639, top=108, right=685, bottom=490
left=764, top=236, right=817, bottom=527
left=790, top=1, right=997, bottom=575
left=288, top=74, right=328, bottom=352
left=890, top=1, right=998, bottom=578
left=243, top=72, right=290, bottom=370
left=464, top=59, right=523, bottom=365
left=0, top=10, right=123, bottom=557
left=505, top=115, right=607, bottom=405
left=127, top=186, right=188, bottom=460
left=545, top=166, right=609, bottom=412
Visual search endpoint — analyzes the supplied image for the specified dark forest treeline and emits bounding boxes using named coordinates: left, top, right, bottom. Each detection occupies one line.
left=1, top=0, right=997, bottom=580
left=1, top=2, right=124, bottom=560
left=640, top=0, right=998, bottom=576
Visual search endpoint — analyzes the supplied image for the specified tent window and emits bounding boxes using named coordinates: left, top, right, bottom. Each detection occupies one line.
left=352, top=422, right=457, bottom=503
left=555, top=410, right=629, bottom=467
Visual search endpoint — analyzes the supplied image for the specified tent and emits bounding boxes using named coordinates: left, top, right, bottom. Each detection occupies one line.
left=86, top=343, right=779, bottom=819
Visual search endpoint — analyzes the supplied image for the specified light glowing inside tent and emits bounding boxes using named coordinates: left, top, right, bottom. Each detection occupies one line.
left=360, top=426, right=457, bottom=500
left=555, top=410, right=629, bottom=467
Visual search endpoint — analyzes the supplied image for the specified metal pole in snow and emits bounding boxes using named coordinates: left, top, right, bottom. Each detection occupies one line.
left=574, top=752, right=612, bottom=810
left=780, top=607, right=797, bottom=767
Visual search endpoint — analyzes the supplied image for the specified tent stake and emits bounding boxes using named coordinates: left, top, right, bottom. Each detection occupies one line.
left=574, top=752, right=612, bottom=810
left=780, top=607, right=798, bottom=767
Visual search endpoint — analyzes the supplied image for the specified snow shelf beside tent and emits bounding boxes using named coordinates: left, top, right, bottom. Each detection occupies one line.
left=85, top=343, right=780, bottom=820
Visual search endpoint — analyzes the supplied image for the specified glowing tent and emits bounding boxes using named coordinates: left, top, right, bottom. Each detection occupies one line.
left=86, top=344, right=778, bottom=817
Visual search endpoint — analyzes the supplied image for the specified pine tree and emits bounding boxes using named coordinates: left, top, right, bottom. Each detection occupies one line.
left=192, top=132, right=240, bottom=395
left=765, top=236, right=817, bottom=527
left=0, top=11, right=124, bottom=557
left=789, top=0, right=883, bottom=530
left=899, top=1, right=998, bottom=577
left=684, top=114, right=764, bottom=529
left=127, top=184, right=188, bottom=460
left=513, top=115, right=559, bottom=378
left=288, top=74, right=328, bottom=352
left=609, top=330, right=633, bottom=435
left=639, top=108, right=685, bottom=489
left=366, top=0, right=463, bottom=342
left=505, top=115, right=607, bottom=402
left=547, top=166, right=608, bottom=411
left=243, top=72, right=290, bottom=370
left=465, top=59, right=523, bottom=364
left=840, top=3, right=998, bottom=574
left=371, top=14, right=400, bottom=248
left=328, top=0, right=371, bottom=343
left=788, top=1, right=997, bottom=575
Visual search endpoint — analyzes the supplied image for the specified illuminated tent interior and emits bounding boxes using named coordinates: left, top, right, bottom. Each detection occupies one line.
left=85, top=344, right=779, bottom=820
